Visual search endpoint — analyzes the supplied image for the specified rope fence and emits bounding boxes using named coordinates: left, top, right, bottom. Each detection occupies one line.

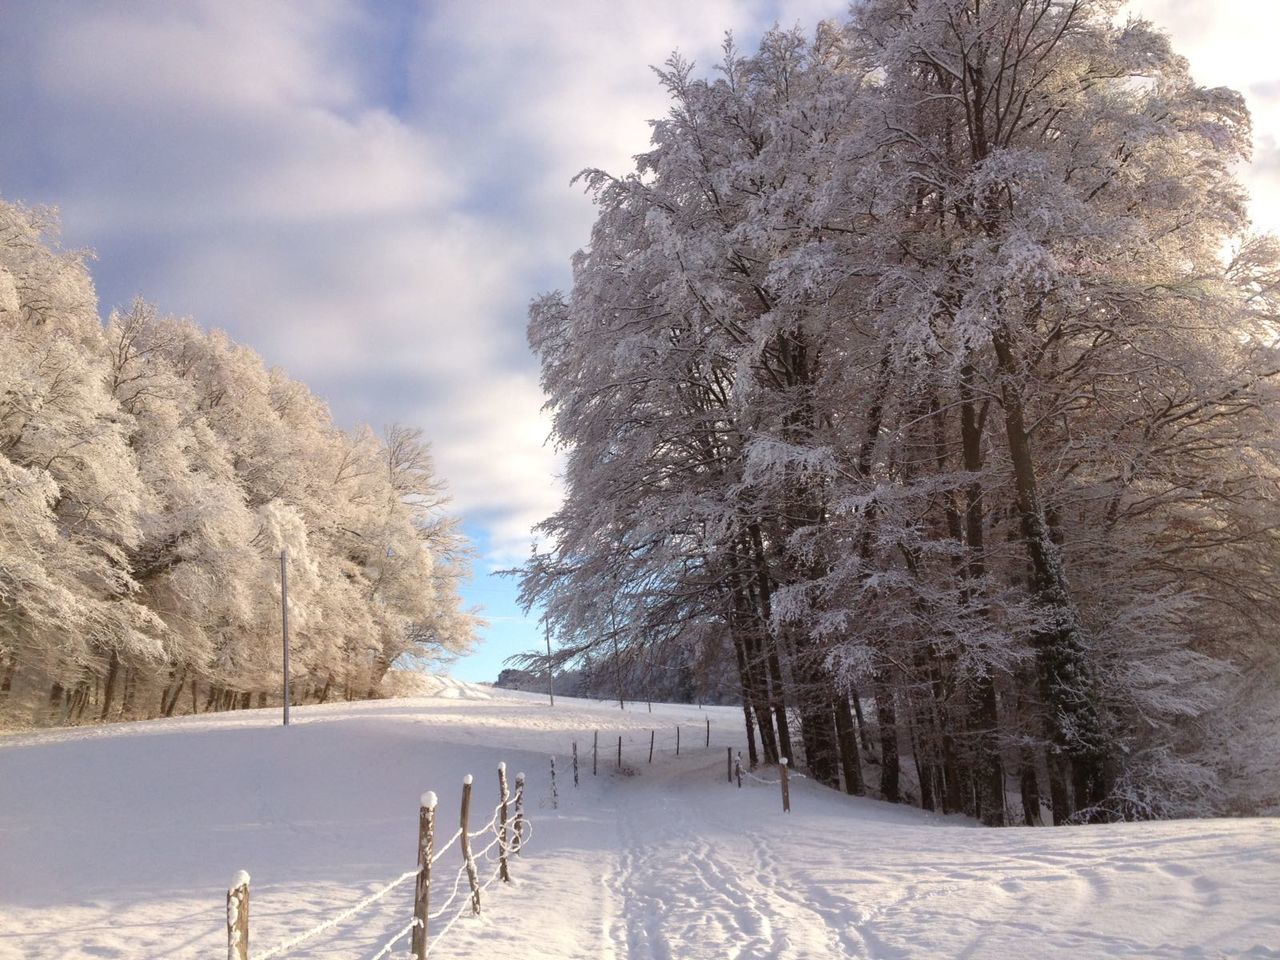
left=226, top=762, right=529, bottom=960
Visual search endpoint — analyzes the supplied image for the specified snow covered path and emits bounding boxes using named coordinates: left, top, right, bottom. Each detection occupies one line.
left=1, top=690, right=1277, bottom=959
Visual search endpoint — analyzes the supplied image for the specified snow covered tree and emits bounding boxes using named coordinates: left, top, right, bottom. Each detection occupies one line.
left=523, top=2, right=1280, bottom=822
left=0, top=200, right=477, bottom=728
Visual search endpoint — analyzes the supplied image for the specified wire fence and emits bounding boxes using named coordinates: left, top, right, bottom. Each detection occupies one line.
left=226, top=764, right=529, bottom=960
left=224, top=719, right=801, bottom=959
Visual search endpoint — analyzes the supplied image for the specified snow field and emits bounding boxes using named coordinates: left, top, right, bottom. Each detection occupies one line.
left=0, top=688, right=1277, bottom=959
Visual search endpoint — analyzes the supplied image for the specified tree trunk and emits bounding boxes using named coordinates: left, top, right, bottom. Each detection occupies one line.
left=162, top=667, right=188, bottom=717
left=908, top=705, right=935, bottom=811
left=1020, top=749, right=1043, bottom=826
left=100, top=653, right=121, bottom=721
left=48, top=680, right=64, bottom=722
left=991, top=328, right=1108, bottom=818
left=874, top=677, right=900, bottom=803
left=834, top=695, right=863, bottom=795
left=121, top=668, right=137, bottom=718
left=0, top=655, right=16, bottom=698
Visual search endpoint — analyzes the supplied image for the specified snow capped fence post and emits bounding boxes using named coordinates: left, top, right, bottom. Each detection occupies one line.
left=460, top=775, right=481, bottom=915
left=512, top=772, right=525, bottom=857
left=227, top=871, right=249, bottom=960
left=780, top=758, right=791, bottom=813
left=648, top=730, right=654, bottom=764
left=736, top=751, right=743, bottom=789
left=497, top=766, right=510, bottom=884
left=412, top=792, right=436, bottom=959
left=727, top=747, right=732, bottom=783
left=549, top=755, right=559, bottom=809
left=593, top=731, right=598, bottom=776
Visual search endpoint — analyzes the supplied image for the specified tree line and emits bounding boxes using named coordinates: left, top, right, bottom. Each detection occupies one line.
left=0, top=200, right=475, bottom=728
left=520, top=0, right=1280, bottom=823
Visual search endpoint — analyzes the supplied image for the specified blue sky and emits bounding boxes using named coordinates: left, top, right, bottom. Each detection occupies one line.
left=1, top=0, right=1276, bottom=682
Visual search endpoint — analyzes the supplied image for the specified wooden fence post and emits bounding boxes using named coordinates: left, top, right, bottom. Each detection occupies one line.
left=648, top=730, right=654, bottom=763
left=572, top=741, right=579, bottom=787
left=780, top=758, right=791, bottom=813
left=227, top=871, right=249, bottom=960
left=513, top=772, right=525, bottom=857
left=593, top=730, right=598, bottom=776
left=706, top=717, right=710, bottom=748
left=676, top=726, right=681, bottom=756
left=617, top=735, right=622, bottom=769
left=550, top=755, right=558, bottom=809
left=460, top=774, right=481, bottom=914
left=735, top=750, right=743, bottom=789
left=726, top=746, right=732, bottom=783
left=497, top=766, right=510, bottom=883
left=413, top=793, right=436, bottom=959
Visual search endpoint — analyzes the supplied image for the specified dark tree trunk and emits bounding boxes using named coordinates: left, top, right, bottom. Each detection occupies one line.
left=875, top=678, right=900, bottom=803
left=991, top=329, right=1108, bottom=819
left=162, top=667, right=187, bottom=717
left=100, top=653, right=121, bottom=721
left=730, top=629, right=762, bottom=767
left=957, top=368, right=1007, bottom=826
left=834, top=695, right=863, bottom=795
left=745, top=525, right=794, bottom=765
left=121, top=668, right=137, bottom=718
left=1020, top=750, right=1043, bottom=826
left=907, top=704, right=935, bottom=811
left=0, top=655, right=16, bottom=698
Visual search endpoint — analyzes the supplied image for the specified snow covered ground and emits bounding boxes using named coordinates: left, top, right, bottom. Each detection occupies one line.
left=1, top=686, right=1277, bottom=959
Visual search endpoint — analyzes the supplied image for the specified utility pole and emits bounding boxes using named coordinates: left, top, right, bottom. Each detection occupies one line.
left=545, top=621, right=555, bottom=707
left=281, top=550, right=290, bottom=727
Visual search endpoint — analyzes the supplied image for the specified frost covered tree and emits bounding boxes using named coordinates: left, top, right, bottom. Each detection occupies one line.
left=523, top=1, right=1280, bottom=822
left=0, top=200, right=477, bottom=728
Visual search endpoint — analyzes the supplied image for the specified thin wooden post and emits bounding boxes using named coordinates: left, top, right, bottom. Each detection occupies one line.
left=706, top=717, right=710, bottom=748
left=227, top=871, right=249, bottom=960
left=413, top=793, right=437, bottom=958
left=676, top=726, right=681, bottom=756
left=736, top=750, right=743, bottom=789
left=727, top=746, right=732, bottom=783
left=280, top=551, right=290, bottom=727
left=780, top=758, right=791, bottom=813
left=648, top=729, right=654, bottom=763
left=617, top=734, right=622, bottom=769
left=572, top=741, right=579, bottom=787
left=593, top=730, right=598, bottom=776
left=460, top=774, right=481, bottom=914
left=497, top=765, right=510, bottom=883
left=549, top=755, right=558, bottom=809
left=512, top=772, right=525, bottom=857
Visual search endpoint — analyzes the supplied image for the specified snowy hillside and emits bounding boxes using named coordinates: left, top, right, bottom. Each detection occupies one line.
left=1, top=689, right=1276, bottom=959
